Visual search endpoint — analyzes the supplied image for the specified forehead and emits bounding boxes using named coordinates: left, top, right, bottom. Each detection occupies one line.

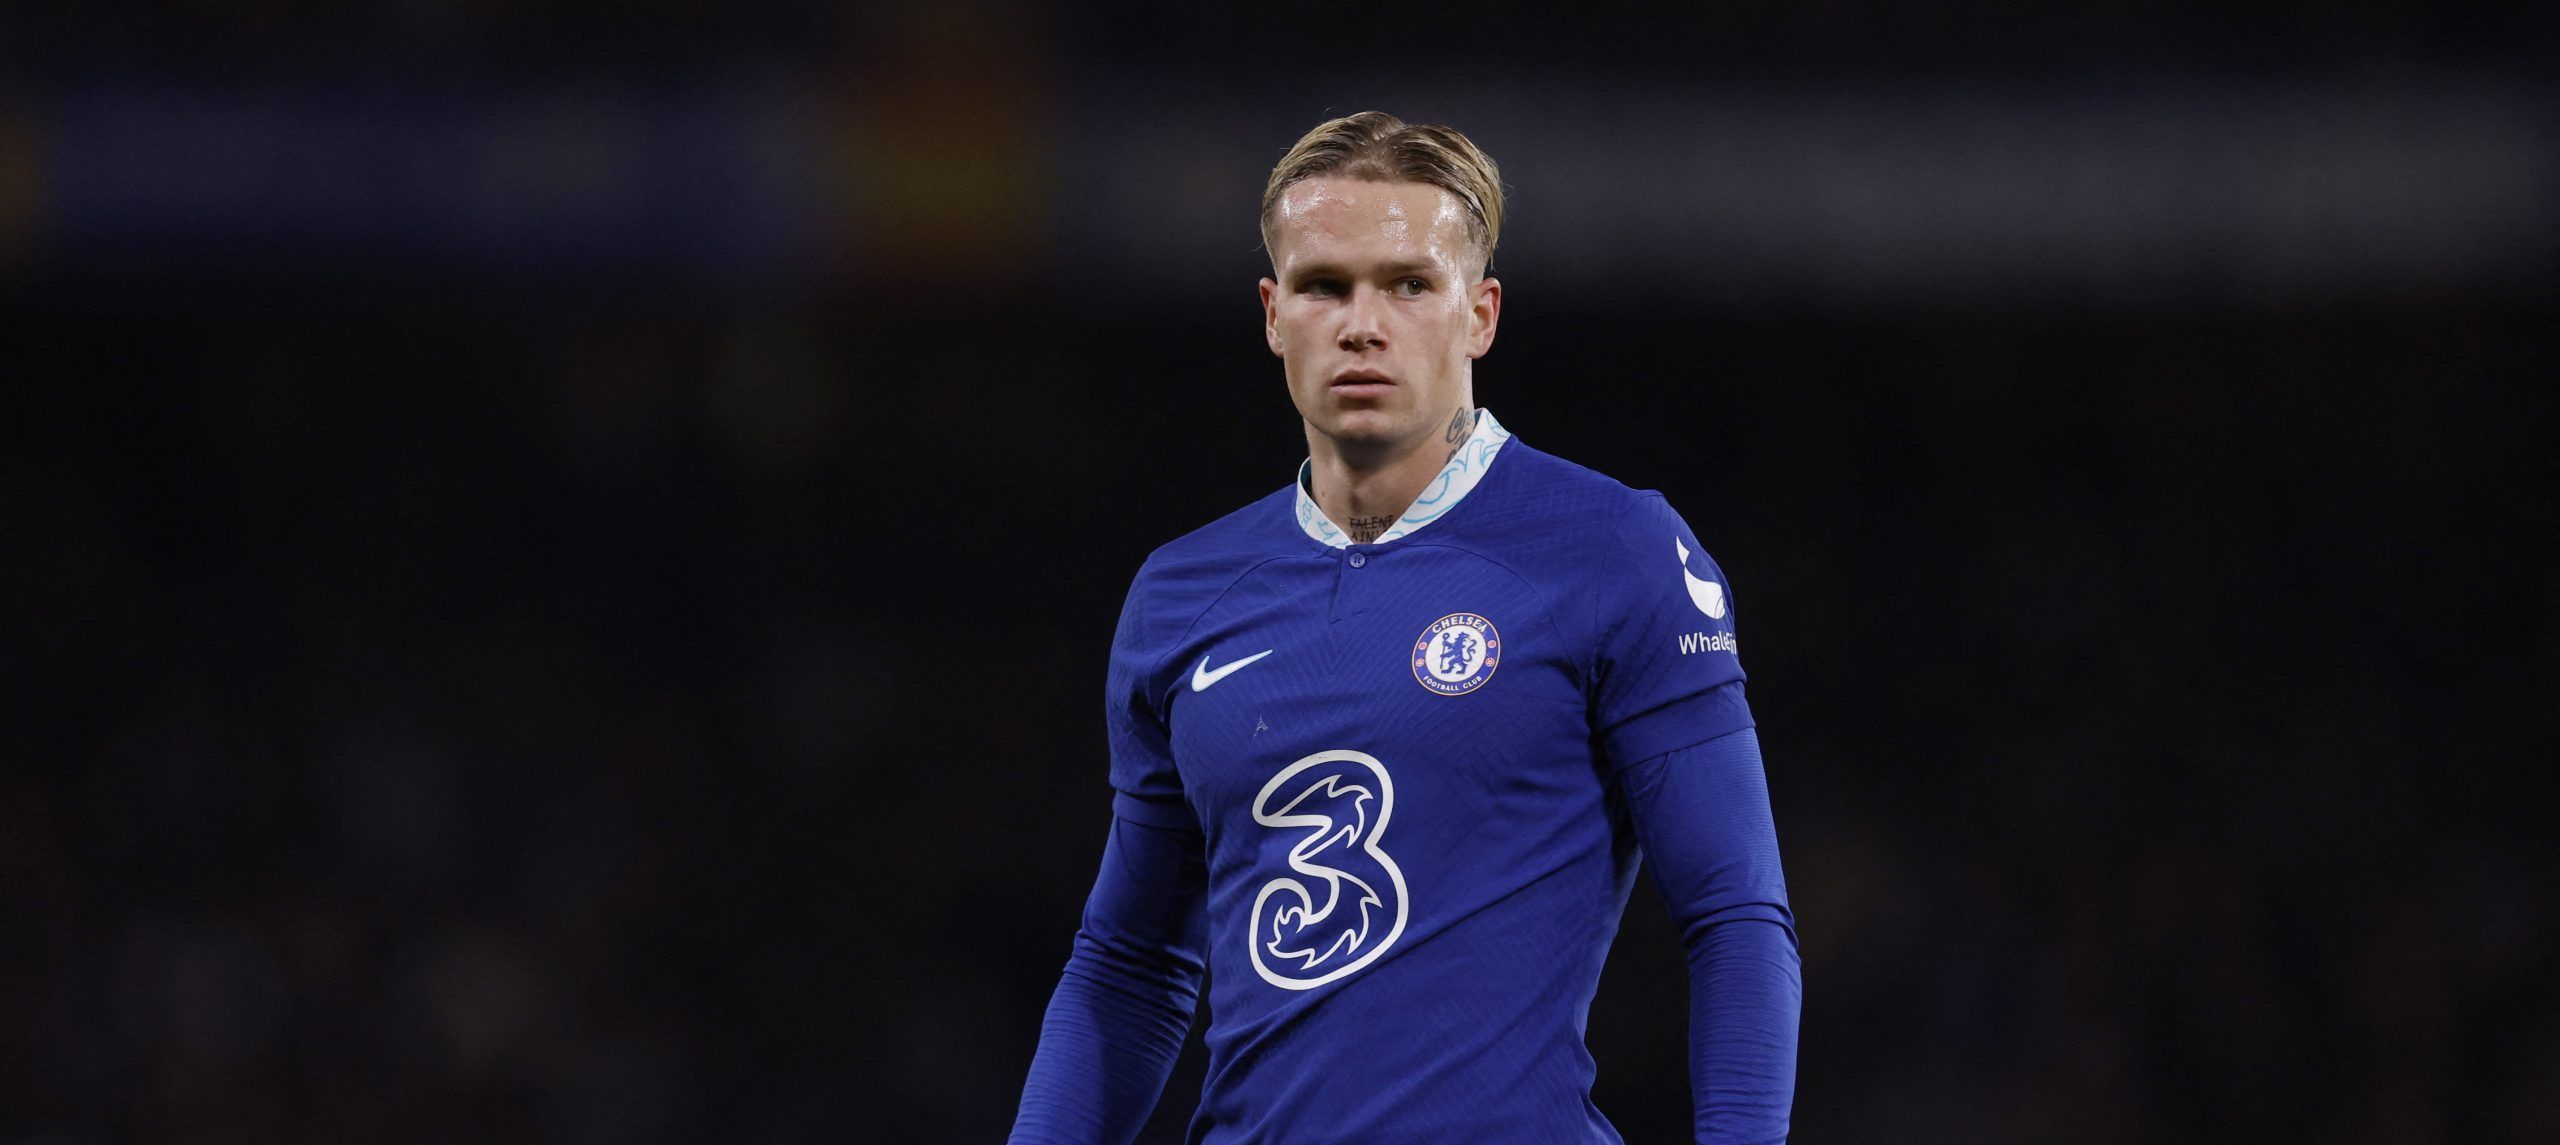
left=1268, top=176, right=1473, bottom=270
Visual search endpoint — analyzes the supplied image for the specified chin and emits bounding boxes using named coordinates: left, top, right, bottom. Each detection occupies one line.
left=1312, top=408, right=1424, bottom=451
left=1315, top=403, right=1400, bottom=433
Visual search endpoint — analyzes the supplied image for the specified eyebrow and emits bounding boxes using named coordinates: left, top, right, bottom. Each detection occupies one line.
left=1288, top=260, right=1444, bottom=282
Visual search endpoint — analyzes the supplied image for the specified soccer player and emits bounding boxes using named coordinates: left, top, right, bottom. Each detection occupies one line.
left=1008, top=111, right=1799, bottom=1144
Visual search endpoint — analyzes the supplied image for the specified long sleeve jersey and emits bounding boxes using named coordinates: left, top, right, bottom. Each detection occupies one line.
left=1010, top=412, right=1799, bottom=1144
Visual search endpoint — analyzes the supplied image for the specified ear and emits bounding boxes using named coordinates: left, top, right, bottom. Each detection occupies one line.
left=1464, top=276, right=1502, bottom=359
left=1259, top=277, right=1284, bottom=358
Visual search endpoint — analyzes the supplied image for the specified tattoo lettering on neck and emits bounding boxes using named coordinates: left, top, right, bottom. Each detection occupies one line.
left=1347, top=514, right=1395, bottom=544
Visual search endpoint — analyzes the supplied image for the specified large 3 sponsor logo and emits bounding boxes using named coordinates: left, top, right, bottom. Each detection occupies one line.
left=1248, top=749, right=1410, bottom=990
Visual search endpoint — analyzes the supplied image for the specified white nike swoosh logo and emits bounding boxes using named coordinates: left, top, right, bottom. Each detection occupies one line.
left=1675, top=536, right=1727, bottom=619
left=1192, top=649, right=1276, bottom=692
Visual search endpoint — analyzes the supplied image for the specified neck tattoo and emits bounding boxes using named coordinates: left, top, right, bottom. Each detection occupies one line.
left=1443, top=405, right=1475, bottom=459
left=1336, top=408, right=1474, bottom=545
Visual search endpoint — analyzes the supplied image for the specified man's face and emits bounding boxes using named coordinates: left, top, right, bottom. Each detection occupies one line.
left=1260, top=177, right=1501, bottom=458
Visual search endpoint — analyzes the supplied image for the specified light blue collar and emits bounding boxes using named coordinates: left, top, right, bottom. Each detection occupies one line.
left=1294, top=408, right=1514, bottom=549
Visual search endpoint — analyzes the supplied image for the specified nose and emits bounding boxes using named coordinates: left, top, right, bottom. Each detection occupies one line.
left=1337, top=284, right=1386, bottom=352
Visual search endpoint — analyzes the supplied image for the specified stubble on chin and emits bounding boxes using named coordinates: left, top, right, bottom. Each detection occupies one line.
left=1308, top=402, right=1410, bottom=451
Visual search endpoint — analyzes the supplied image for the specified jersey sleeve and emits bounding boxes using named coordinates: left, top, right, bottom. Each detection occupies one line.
left=1591, top=493, right=1754, bottom=767
left=1105, top=570, right=1195, bottom=829
left=1008, top=566, right=1208, bottom=1143
left=1007, top=814, right=1209, bottom=1145
left=1619, top=727, right=1800, bottom=1144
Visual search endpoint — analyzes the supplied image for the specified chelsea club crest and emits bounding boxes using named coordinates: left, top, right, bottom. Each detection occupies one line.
left=1412, top=613, right=1501, bottom=696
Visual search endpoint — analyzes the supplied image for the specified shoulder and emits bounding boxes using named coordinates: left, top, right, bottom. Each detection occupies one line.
left=1459, top=437, right=1677, bottom=555
left=1490, top=445, right=1750, bottom=723
left=1135, top=482, right=1300, bottom=583
left=1117, top=483, right=1302, bottom=639
left=1456, top=438, right=1733, bottom=633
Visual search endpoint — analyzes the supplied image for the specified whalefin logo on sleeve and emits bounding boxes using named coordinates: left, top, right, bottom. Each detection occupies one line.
left=1672, top=535, right=1738, bottom=656
left=1674, top=536, right=1727, bottom=619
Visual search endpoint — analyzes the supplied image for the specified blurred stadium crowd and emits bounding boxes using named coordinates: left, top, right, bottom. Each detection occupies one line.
left=3, top=3, right=2554, bottom=1144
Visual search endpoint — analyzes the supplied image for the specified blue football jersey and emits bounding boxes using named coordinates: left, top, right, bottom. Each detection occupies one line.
left=1102, top=411, right=1761, bottom=1143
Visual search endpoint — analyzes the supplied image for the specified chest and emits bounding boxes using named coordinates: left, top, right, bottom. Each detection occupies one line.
left=1164, top=546, right=1595, bottom=832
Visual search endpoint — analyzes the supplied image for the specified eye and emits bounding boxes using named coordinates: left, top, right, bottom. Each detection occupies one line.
left=1301, top=278, right=1344, bottom=297
left=1393, top=277, right=1428, bottom=297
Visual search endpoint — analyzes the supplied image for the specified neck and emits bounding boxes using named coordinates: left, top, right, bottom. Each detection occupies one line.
left=1307, top=405, right=1476, bottom=544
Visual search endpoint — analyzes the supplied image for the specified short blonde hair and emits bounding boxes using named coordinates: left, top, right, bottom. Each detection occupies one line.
left=1259, top=111, right=1505, bottom=278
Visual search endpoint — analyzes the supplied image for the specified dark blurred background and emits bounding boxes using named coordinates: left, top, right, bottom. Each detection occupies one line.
left=3, top=3, right=2555, bottom=1143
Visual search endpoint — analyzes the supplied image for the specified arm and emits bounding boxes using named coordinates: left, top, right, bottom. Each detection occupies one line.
left=1011, top=566, right=1204, bottom=1144
left=1007, top=805, right=1208, bottom=1145
left=1584, top=494, right=1797, bottom=1143
left=1620, top=723, right=1801, bottom=1145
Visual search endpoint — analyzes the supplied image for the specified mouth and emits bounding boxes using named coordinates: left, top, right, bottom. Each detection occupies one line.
left=1329, top=370, right=1396, bottom=396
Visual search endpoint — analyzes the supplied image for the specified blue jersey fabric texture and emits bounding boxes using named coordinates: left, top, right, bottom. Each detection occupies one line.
left=1011, top=420, right=1799, bottom=1144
